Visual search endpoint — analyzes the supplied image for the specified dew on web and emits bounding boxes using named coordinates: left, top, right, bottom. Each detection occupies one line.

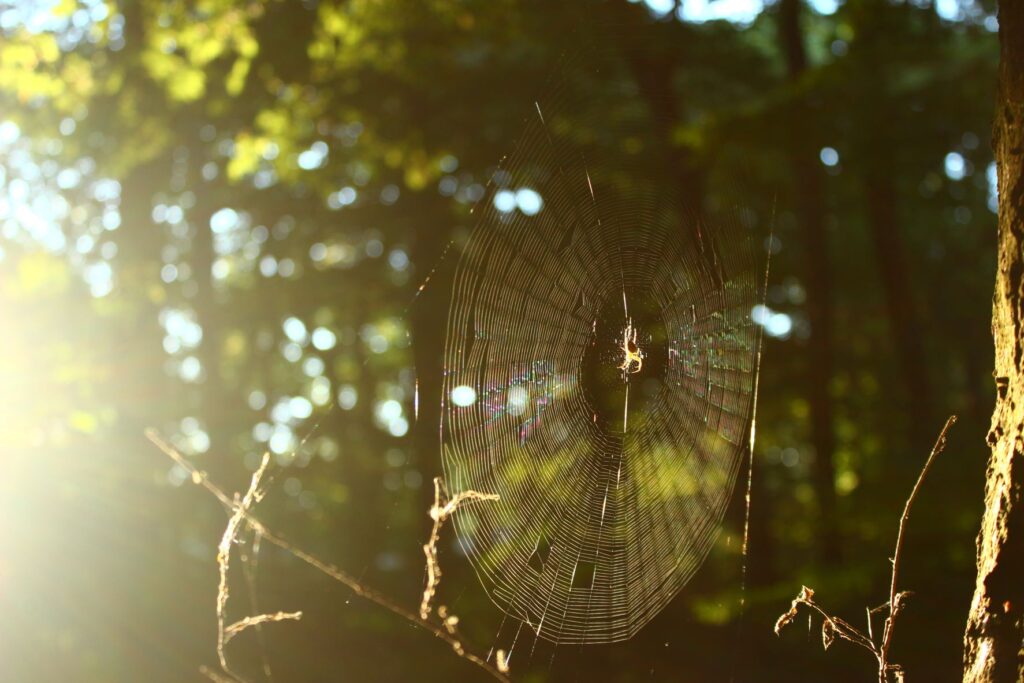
left=437, top=64, right=763, bottom=649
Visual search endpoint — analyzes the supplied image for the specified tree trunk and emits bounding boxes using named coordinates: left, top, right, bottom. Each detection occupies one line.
left=864, top=169, right=934, bottom=450
left=777, top=0, right=841, bottom=565
left=854, top=0, right=934, bottom=452
left=962, top=3, right=1024, bottom=681
left=112, top=153, right=172, bottom=444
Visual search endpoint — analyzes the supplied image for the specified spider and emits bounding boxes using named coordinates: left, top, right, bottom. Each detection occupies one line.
left=618, top=320, right=644, bottom=377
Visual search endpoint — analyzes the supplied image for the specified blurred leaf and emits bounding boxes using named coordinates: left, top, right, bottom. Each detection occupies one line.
left=69, top=411, right=99, bottom=434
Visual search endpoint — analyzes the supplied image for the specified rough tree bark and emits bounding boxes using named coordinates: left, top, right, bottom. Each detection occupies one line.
left=962, top=3, right=1024, bottom=681
left=777, top=0, right=841, bottom=565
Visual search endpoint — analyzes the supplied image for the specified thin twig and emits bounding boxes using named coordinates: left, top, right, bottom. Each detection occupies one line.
left=420, top=477, right=500, bottom=620
left=147, top=430, right=511, bottom=683
left=879, top=415, right=957, bottom=682
left=216, top=451, right=273, bottom=676
left=239, top=529, right=273, bottom=680
left=774, top=416, right=957, bottom=683
left=224, top=611, right=303, bottom=644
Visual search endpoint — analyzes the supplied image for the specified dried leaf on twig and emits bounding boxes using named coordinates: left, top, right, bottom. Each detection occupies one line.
left=822, top=618, right=836, bottom=651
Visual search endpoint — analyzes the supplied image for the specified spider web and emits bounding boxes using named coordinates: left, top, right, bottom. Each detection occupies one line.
left=439, top=65, right=762, bottom=647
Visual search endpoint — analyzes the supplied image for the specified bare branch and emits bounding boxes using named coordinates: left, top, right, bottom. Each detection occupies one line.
left=420, top=477, right=499, bottom=621
left=217, top=451, right=272, bottom=674
left=147, top=430, right=511, bottom=683
left=239, top=529, right=273, bottom=680
left=774, top=416, right=957, bottom=683
left=879, top=415, right=956, bottom=681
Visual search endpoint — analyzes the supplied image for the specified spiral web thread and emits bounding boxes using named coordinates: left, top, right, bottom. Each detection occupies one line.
left=440, top=77, right=761, bottom=646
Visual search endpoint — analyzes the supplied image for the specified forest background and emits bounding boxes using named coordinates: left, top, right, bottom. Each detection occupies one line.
left=0, top=1, right=1004, bottom=681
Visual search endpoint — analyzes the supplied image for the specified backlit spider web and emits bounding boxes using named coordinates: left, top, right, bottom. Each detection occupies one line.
left=440, top=75, right=761, bottom=646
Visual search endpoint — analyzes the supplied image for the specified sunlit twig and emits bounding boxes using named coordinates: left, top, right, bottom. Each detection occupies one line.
left=224, top=611, right=303, bottom=644
left=146, top=430, right=511, bottom=683
left=420, top=476, right=500, bottom=621
left=216, top=451, right=275, bottom=677
left=774, top=416, right=957, bottom=683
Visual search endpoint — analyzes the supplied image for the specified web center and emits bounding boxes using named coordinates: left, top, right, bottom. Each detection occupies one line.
left=581, top=291, right=667, bottom=433
left=618, top=319, right=645, bottom=379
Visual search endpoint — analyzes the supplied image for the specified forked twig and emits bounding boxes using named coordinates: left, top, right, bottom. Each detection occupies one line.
left=147, top=430, right=511, bottom=683
left=239, top=529, right=273, bottom=679
left=215, top=451, right=287, bottom=677
left=420, top=476, right=500, bottom=621
left=878, top=415, right=956, bottom=677
left=774, top=416, right=957, bottom=683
